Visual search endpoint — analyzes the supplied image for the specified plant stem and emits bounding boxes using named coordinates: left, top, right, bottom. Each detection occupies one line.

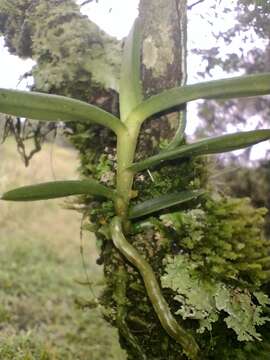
left=115, top=119, right=141, bottom=221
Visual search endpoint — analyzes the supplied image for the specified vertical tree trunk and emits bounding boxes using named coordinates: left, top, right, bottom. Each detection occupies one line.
left=140, top=0, right=187, bottom=95
left=137, top=0, right=187, bottom=157
left=101, top=2, right=203, bottom=359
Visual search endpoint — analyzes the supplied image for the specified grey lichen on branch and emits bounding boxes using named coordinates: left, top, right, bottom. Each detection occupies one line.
left=139, top=0, right=187, bottom=95
left=137, top=0, right=187, bottom=157
left=0, top=0, right=121, bottom=98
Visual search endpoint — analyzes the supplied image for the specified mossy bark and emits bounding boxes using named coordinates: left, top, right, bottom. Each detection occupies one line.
left=100, top=163, right=206, bottom=360
left=139, top=0, right=187, bottom=95
left=99, top=1, right=201, bottom=359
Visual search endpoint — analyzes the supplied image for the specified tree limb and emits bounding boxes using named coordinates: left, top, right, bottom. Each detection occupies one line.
left=188, top=0, right=205, bottom=10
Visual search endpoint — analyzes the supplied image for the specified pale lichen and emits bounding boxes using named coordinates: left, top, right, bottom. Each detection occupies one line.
left=142, top=30, right=174, bottom=77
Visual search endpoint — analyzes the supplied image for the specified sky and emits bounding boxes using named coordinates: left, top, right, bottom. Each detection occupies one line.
left=0, top=37, right=35, bottom=89
left=0, top=0, right=269, bottom=159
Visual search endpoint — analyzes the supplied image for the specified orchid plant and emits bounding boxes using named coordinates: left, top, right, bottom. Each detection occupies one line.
left=1, top=19, right=270, bottom=359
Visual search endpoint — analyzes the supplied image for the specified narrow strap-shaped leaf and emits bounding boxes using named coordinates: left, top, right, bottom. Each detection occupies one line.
left=129, top=73, right=270, bottom=123
left=129, top=189, right=205, bottom=219
left=163, top=111, right=187, bottom=151
left=120, top=18, right=143, bottom=121
left=1, top=179, right=116, bottom=201
left=129, top=129, right=270, bottom=173
left=0, top=89, right=125, bottom=135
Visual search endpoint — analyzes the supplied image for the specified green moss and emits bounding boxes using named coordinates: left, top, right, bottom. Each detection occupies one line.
left=160, top=196, right=269, bottom=287
left=133, top=157, right=208, bottom=201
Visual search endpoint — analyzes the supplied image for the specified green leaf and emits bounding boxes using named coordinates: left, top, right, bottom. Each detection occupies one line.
left=129, top=129, right=270, bottom=172
left=130, top=73, right=270, bottom=123
left=164, top=111, right=187, bottom=151
left=0, top=89, right=125, bottom=135
left=119, top=18, right=143, bottom=121
left=1, top=180, right=116, bottom=201
left=129, top=189, right=204, bottom=219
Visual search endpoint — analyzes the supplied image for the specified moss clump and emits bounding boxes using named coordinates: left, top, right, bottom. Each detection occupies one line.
left=133, top=157, right=208, bottom=202
left=160, top=196, right=270, bottom=288
left=156, top=194, right=270, bottom=358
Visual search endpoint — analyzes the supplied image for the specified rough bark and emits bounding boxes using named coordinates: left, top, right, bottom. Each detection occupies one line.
left=136, top=0, right=187, bottom=158
left=139, top=0, right=187, bottom=95
left=100, top=2, right=204, bottom=359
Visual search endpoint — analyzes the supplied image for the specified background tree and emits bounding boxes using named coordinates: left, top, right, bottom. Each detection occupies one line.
left=193, top=0, right=270, bottom=239
left=1, top=1, right=270, bottom=359
left=194, top=0, right=270, bottom=140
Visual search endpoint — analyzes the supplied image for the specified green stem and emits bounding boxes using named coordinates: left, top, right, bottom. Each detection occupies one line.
left=162, top=110, right=186, bottom=151
left=115, top=119, right=142, bottom=219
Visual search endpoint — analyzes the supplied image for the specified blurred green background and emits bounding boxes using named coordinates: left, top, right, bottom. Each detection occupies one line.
left=0, top=139, right=126, bottom=360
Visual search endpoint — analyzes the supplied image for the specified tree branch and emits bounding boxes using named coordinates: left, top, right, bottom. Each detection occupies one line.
left=188, top=0, right=205, bottom=10
left=80, top=0, right=98, bottom=7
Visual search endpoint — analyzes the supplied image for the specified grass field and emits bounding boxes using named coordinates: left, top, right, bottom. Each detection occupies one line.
left=0, top=139, right=126, bottom=360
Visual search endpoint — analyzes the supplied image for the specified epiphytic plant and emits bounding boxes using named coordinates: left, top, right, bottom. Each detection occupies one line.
left=1, top=19, right=270, bottom=359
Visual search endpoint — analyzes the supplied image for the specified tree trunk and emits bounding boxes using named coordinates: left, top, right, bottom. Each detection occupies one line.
left=100, top=2, right=205, bottom=359
left=137, top=0, right=187, bottom=158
